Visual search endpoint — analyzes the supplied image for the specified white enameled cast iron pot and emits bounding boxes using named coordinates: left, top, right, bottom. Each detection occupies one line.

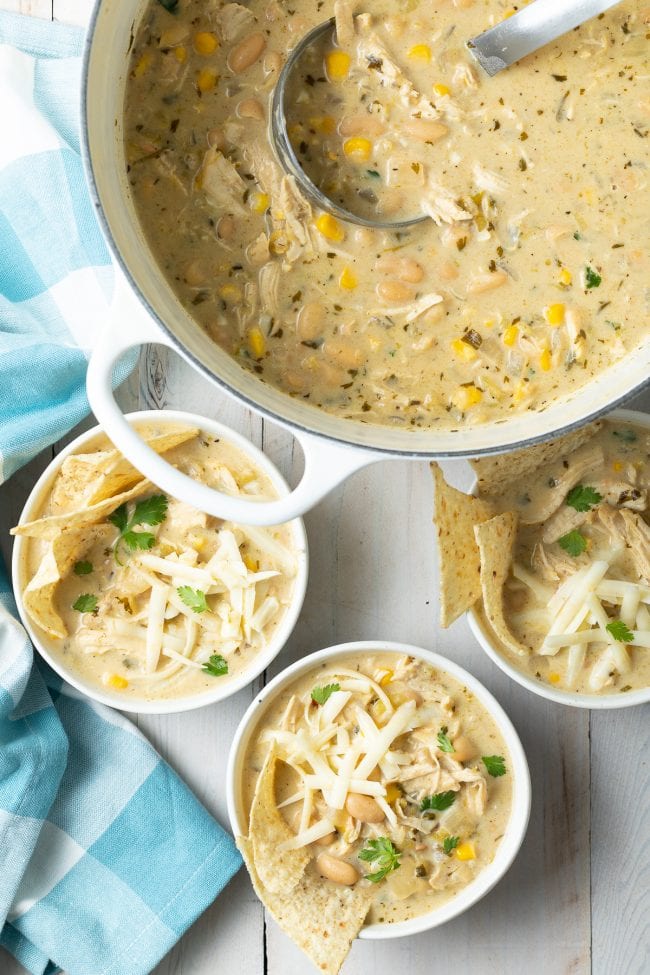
left=82, top=0, right=650, bottom=526
left=226, top=641, right=532, bottom=939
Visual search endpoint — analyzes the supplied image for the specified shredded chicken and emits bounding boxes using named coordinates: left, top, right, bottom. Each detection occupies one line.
left=217, top=2, right=256, bottom=42
left=200, top=148, right=247, bottom=216
left=520, top=441, right=605, bottom=525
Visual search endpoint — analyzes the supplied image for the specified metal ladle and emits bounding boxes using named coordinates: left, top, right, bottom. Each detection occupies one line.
left=270, top=0, right=622, bottom=230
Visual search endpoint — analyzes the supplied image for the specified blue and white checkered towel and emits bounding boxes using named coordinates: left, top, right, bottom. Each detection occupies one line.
left=0, top=11, right=242, bottom=974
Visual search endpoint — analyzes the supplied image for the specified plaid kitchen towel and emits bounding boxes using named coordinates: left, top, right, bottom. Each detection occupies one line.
left=0, top=10, right=135, bottom=483
left=0, top=12, right=242, bottom=975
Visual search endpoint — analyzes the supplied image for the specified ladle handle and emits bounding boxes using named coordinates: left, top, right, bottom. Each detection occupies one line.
left=86, top=270, right=378, bottom=525
left=469, top=0, right=622, bottom=76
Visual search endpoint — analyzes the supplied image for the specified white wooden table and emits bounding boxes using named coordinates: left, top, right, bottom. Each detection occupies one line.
left=1, top=2, right=649, bottom=973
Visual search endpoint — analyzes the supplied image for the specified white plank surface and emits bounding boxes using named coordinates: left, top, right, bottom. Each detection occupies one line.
left=0, top=2, right=648, bottom=974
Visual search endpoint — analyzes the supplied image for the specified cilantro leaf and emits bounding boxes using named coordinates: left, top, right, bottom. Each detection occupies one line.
left=606, top=620, right=634, bottom=643
left=132, top=494, right=169, bottom=527
left=443, top=835, right=460, bottom=855
left=109, top=494, right=168, bottom=561
left=558, top=531, right=587, bottom=557
left=436, top=726, right=455, bottom=753
left=177, top=586, right=209, bottom=613
left=358, top=837, right=401, bottom=882
left=311, top=683, right=340, bottom=705
left=73, top=560, right=93, bottom=576
left=122, top=529, right=156, bottom=552
left=73, top=594, right=98, bottom=613
left=482, top=755, right=506, bottom=777
left=108, top=504, right=128, bottom=533
left=612, top=429, right=637, bottom=444
left=202, top=654, right=228, bottom=677
left=584, top=266, right=602, bottom=289
left=421, top=791, right=456, bottom=813
left=565, top=484, right=602, bottom=512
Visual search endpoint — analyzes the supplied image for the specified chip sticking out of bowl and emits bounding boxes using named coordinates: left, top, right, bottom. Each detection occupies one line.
left=431, top=463, right=495, bottom=627
left=474, top=513, right=529, bottom=658
left=237, top=745, right=373, bottom=975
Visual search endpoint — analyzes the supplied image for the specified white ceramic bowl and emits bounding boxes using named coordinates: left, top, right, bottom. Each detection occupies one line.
left=11, top=410, right=308, bottom=714
left=226, top=640, right=531, bottom=940
left=468, top=408, right=650, bottom=710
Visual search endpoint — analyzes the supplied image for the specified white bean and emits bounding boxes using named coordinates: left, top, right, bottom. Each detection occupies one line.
left=316, top=853, right=359, bottom=885
left=228, top=32, right=267, bottom=73
left=345, top=793, right=385, bottom=823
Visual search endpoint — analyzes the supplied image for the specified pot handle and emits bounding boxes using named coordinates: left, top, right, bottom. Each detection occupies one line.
left=86, top=270, right=378, bottom=525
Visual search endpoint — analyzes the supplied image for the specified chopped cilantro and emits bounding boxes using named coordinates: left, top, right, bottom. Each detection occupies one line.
left=157, top=0, right=178, bottom=11
left=177, top=586, right=209, bottom=613
left=202, top=654, right=228, bottom=677
left=109, top=494, right=168, bottom=562
left=73, top=560, right=93, bottom=576
left=482, top=755, right=506, bottom=777
left=612, top=429, right=637, bottom=444
left=421, top=791, right=456, bottom=813
left=565, top=484, right=602, bottom=512
left=584, top=266, right=602, bottom=289
left=73, top=594, right=97, bottom=613
left=606, top=620, right=634, bottom=643
left=311, top=683, right=340, bottom=705
left=366, top=169, right=380, bottom=178
left=558, top=531, right=587, bottom=557
left=443, top=835, right=460, bottom=855
left=573, top=231, right=581, bottom=240
left=358, top=837, right=401, bottom=882
left=436, top=726, right=455, bottom=753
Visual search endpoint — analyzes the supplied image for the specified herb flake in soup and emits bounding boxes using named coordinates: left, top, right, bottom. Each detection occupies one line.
left=124, top=1, right=649, bottom=429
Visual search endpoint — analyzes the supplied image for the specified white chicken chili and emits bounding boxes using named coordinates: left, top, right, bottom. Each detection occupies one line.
left=242, top=651, right=512, bottom=924
left=124, top=0, right=649, bottom=429
left=481, top=420, right=650, bottom=695
left=16, top=428, right=298, bottom=702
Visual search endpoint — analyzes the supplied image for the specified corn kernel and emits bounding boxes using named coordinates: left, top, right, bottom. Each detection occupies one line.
left=545, top=302, right=565, bottom=326
left=194, top=31, right=218, bottom=55
left=451, top=338, right=477, bottom=362
left=503, top=8, right=516, bottom=18
left=433, top=83, right=450, bottom=97
left=339, top=266, right=358, bottom=290
left=175, top=45, right=187, bottom=63
left=197, top=68, right=218, bottom=92
left=502, top=324, right=519, bottom=347
left=309, top=116, right=335, bottom=134
left=379, top=670, right=394, bottom=686
left=133, top=52, right=152, bottom=78
left=385, top=783, right=401, bottom=804
left=540, top=347, right=552, bottom=371
left=219, top=283, right=242, bottom=301
left=103, top=674, right=129, bottom=690
left=250, top=191, right=269, bottom=213
left=369, top=699, right=387, bottom=723
left=325, top=50, right=351, bottom=81
left=408, top=44, right=431, bottom=61
left=548, top=672, right=561, bottom=685
left=559, top=267, right=572, bottom=287
left=455, top=842, right=476, bottom=861
left=243, top=554, right=259, bottom=572
left=315, top=213, right=345, bottom=242
left=512, top=381, right=528, bottom=404
left=433, top=829, right=449, bottom=843
left=612, top=460, right=623, bottom=472
left=452, top=385, right=483, bottom=411
left=343, top=137, right=372, bottom=162
left=247, top=326, right=266, bottom=359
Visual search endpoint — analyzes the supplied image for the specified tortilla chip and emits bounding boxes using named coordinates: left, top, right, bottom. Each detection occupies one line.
left=470, top=421, right=602, bottom=499
left=50, top=425, right=199, bottom=512
left=238, top=836, right=372, bottom=975
left=249, top=744, right=310, bottom=894
left=12, top=480, right=151, bottom=541
left=474, top=512, right=529, bottom=657
left=431, top=463, right=495, bottom=628
left=23, top=524, right=112, bottom=638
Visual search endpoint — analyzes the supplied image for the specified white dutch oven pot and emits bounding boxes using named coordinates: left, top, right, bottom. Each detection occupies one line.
left=83, top=0, right=650, bottom=526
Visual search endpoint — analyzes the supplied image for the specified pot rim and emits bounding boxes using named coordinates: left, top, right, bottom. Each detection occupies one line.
left=80, top=0, right=650, bottom=460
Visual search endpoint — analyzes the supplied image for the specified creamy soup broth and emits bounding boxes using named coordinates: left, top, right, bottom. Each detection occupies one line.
left=242, top=651, right=512, bottom=924
left=125, top=1, right=648, bottom=429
